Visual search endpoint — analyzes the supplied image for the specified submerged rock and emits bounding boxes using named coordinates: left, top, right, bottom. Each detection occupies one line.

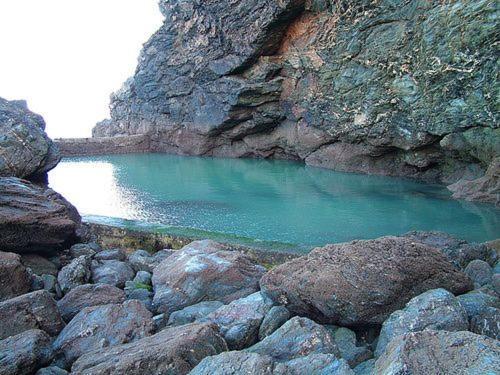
left=0, top=251, right=31, bottom=302
left=261, top=236, right=473, bottom=326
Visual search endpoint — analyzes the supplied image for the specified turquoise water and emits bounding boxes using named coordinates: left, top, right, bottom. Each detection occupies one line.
left=49, top=154, right=499, bottom=253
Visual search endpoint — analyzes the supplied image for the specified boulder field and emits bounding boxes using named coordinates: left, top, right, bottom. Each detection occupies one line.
left=83, top=0, right=499, bottom=205
left=0, top=232, right=499, bottom=374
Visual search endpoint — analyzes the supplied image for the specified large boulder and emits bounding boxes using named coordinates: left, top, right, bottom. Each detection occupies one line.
left=71, top=323, right=227, bottom=375
left=0, top=329, right=53, bottom=375
left=56, top=283, right=126, bottom=322
left=0, top=251, right=31, bottom=301
left=53, top=300, right=154, bottom=366
left=374, top=330, right=500, bottom=374
left=152, top=240, right=266, bottom=314
left=0, top=97, right=60, bottom=179
left=464, top=259, right=494, bottom=287
left=57, top=256, right=91, bottom=294
left=91, top=259, right=135, bottom=288
left=375, top=288, right=468, bottom=356
left=261, top=237, right=473, bottom=326
left=0, top=177, right=81, bottom=254
left=0, top=290, right=65, bottom=339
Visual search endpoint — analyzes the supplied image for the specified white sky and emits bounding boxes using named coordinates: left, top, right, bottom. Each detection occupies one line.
left=0, top=0, right=163, bottom=138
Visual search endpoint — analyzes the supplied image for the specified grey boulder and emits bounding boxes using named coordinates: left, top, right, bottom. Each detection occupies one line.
left=91, top=259, right=135, bottom=288
left=57, top=256, right=91, bottom=294
left=35, top=367, right=68, bottom=375
left=333, top=327, right=372, bottom=367
left=69, top=243, right=100, bottom=258
left=457, top=290, right=499, bottom=320
left=94, top=248, right=126, bottom=261
left=259, top=305, right=291, bottom=340
left=128, top=249, right=174, bottom=273
left=470, top=306, right=500, bottom=340
left=167, top=300, right=224, bottom=327
left=465, top=259, right=494, bottom=287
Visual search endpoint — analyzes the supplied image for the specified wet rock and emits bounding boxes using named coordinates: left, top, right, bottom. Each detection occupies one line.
left=0, top=251, right=31, bottom=302
left=0, top=329, right=53, bottom=375
left=0, top=97, right=60, bottom=179
left=57, top=256, right=91, bottom=294
left=374, top=330, right=500, bottom=374
left=247, top=316, right=340, bottom=361
left=53, top=300, right=154, bottom=366
left=403, top=231, right=498, bottom=269
left=69, top=243, right=100, bottom=258
left=94, top=248, right=126, bottom=261
left=21, top=254, right=58, bottom=276
left=203, top=292, right=273, bottom=349
left=0, top=177, right=81, bottom=254
left=71, top=323, right=227, bottom=375
left=0, top=290, right=65, bottom=339
left=457, top=290, right=500, bottom=321
left=465, top=259, right=493, bottom=287
left=152, top=240, right=265, bottom=314
left=167, top=300, right=224, bottom=327
left=375, top=288, right=468, bottom=357
left=57, top=283, right=126, bottom=322
left=35, top=367, right=69, bottom=375
left=261, top=237, right=473, bottom=326
left=91, top=259, right=135, bottom=288
left=470, top=306, right=500, bottom=340
left=333, top=328, right=372, bottom=367
left=259, top=305, right=290, bottom=340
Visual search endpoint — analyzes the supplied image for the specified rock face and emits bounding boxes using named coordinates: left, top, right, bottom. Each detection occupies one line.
left=0, top=177, right=81, bottom=254
left=93, top=0, right=499, bottom=195
left=0, top=97, right=60, bottom=179
left=0, top=251, right=31, bottom=301
left=374, top=330, right=500, bottom=374
left=152, top=240, right=265, bottom=314
left=71, top=323, right=227, bottom=375
left=260, top=236, right=473, bottom=326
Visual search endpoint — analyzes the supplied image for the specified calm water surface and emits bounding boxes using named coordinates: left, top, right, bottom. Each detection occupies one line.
left=49, top=154, right=499, bottom=253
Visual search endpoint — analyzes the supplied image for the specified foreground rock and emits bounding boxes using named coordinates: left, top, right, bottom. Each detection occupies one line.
left=375, top=289, right=468, bottom=356
left=0, top=251, right=31, bottom=301
left=56, top=283, right=126, bottom=322
left=0, top=329, right=53, bottom=375
left=53, top=300, right=153, bottom=366
left=71, top=323, right=227, bottom=375
left=374, top=330, right=500, bottom=374
left=0, top=290, right=65, bottom=339
left=261, top=237, right=473, bottom=326
left=0, top=97, right=60, bottom=179
left=152, top=240, right=265, bottom=314
left=0, top=177, right=81, bottom=254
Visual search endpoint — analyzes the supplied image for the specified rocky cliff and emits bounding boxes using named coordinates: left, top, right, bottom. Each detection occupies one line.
left=93, top=0, right=498, bottom=189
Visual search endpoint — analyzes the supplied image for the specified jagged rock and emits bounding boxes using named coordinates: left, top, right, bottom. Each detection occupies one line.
left=247, top=316, right=340, bottom=361
left=0, top=290, right=65, bottom=339
left=91, top=259, right=135, bottom=288
left=333, top=328, right=373, bottom=367
left=167, top=300, right=224, bottom=327
left=69, top=243, right=100, bottom=258
left=152, top=240, right=265, bottom=314
left=94, top=248, right=126, bottom=261
left=57, top=256, right=91, bottom=294
left=35, top=367, right=69, bottom=375
left=53, top=300, right=154, bottom=366
left=470, top=307, right=500, bottom=340
left=0, top=177, right=81, bottom=254
left=202, top=292, right=273, bottom=350
left=0, top=251, right=31, bottom=301
left=21, top=254, right=58, bottom=276
left=457, top=290, right=500, bottom=321
left=259, top=305, right=291, bottom=341
left=57, top=283, right=126, bottom=322
left=261, top=237, right=473, bottom=326
left=465, top=259, right=493, bottom=287
left=0, top=329, right=53, bottom=375
left=0, top=97, right=60, bottom=179
left=374, top=330, right=500, bottom=374
left=71, top=323, right=227, bottom=375
left=375, top=289, right=468, bottom=357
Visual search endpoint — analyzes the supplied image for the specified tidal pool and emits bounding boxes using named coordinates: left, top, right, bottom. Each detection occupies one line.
left=49, top=153, right=499, bottom=253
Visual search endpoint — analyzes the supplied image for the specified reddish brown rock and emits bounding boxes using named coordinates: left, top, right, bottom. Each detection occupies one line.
left=0, top=251, right=31, bottom=302
left=260, top=236, right=473, bottom=326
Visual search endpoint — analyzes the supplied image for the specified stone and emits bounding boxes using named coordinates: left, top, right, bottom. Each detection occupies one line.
left=69, top=243, right=100, bottom=258
left=470, top=307, right=500, bottom=340
left=94, top=248, right=126, bottom=261
left=403, top=231, right=498, bottom=269
left=0, top=251, right=31, bottom=301
left=189, top=352, right=276, bottom=375
left=91, top=259, right=135, bottom=288
left=21, top=254, right=58, bottom=276
left=57, top=283, right=126, bottom=322
left=152, top=240, right=265, bottom=314
left=259, top=305, right=291, bottom=340
left=0, top=290, right=65, bottom=339
left=247, top=316, right=340, bottom=361
left=492, top=274, right=500, bottom=294
left=457, top=290, right=500, bottom=320
left=127, top=249, right=176, bottom=273
left=465, top=259, right=493, bottom=287
left=0, top=177, right=81, bottom=254
left=41, top=274, right=61, bottom=297
left=375, top=288, right=468, bottom=357
left=353, top=359, right=376, bottom=375
left=153, top=313, right=167, bottom=332
left=374, top=330, right=500, bottom=374
left=276, top=355, right=354, bottom=375
left=125, top=287, right=153, bottom=311
left=57, top=256, right=91, bottom=294
left=167, top=300, right=224, bottom=327
left=71, top=323, right=227, bottom=375
left=0, top=97, right=60, bottom=179
left=133, top=270, right=152, bottom=285
left=53, top=300, right=154, bottom=366
left=0, top=329, right=53, bottom=375
left=333, top=328, right=373, bottom=367
left=261, top=236, right=473, bottom=326
left=202, top=292, right=273, bottom=350
left=35, top=367, right=69, bottom=375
